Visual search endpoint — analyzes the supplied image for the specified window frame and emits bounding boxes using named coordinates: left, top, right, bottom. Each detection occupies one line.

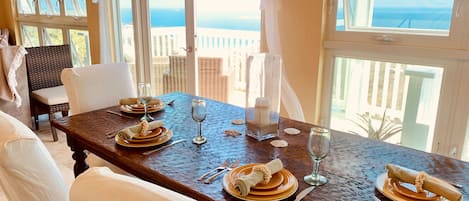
left=322, top=0, right=469, bottom=159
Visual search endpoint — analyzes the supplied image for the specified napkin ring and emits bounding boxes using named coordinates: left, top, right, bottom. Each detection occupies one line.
left=415, top=171, right=427, bottom=193
left=252, top=165, right=272, bottom=184
left=138, top=120, right=149, bottom=136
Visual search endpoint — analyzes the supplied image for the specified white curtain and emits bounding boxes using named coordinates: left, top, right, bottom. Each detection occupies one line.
left=93, top=0, right=117, bottom=64
left=260, top=0, right=305, bottom=122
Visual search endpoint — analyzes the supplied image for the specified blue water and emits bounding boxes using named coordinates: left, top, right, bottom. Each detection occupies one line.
left=120, top=8, right=452, bottom=32
left=120, top=8, right=261, bottom=31
left=336, top=7, right=452, bottom=30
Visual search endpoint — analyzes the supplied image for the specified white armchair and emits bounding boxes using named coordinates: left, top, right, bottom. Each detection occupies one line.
left=61, top=63, right=136, bottom=175
left=0, top=111, right=194, bottom=201
left=0, top=110, right=68, bottom=201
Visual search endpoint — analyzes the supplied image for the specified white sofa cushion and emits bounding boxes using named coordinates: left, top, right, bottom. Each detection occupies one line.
left=70, top=167, right=195, bottom=201
left=61, top=63, right=136, bottom=115
left=31, top=85, right=68, bottom=105
left=0, top=111, right=68, bottom=201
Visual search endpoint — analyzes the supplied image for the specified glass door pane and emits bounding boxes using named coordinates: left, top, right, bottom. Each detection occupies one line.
left=119, top=0, right=137, bottom=85
left=337, top=0, right=454, bottom=35
left=148, top=0, right=187, bottom=96
left=330, top=57, right=443, bottom=152
left=196, top=0, right=260, bottom=106
left=18, top=0, right=36, bottom=14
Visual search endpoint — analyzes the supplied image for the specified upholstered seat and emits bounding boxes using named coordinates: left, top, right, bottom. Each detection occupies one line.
left=0, top=111, right=195, bottom=201
left=30, top=85, right=68, bottom=105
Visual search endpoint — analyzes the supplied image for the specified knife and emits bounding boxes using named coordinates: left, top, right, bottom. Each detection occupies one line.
left=294, top=186, right=316, bottom=201
left=142, top=139, right=186, bottom=155
left=106, top=110, right=134, bottom=119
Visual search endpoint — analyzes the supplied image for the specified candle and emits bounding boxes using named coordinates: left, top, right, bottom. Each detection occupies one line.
left=255, top=97, right=270, bottom=126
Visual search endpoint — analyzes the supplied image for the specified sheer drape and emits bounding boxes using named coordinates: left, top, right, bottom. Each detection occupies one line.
left=260, top=0, right=305, bottom=122
left=93, top=0, right=120, bottom=63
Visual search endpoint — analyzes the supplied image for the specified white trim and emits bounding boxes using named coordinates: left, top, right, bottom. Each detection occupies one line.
left=185, top=0, right=198, bottom=95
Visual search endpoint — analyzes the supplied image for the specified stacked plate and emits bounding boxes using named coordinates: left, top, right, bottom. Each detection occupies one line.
left=115, top=127, right=173, bottom=148
left=223, top=164, right=298, bottom=201
left=120, top=102, right=165, bottom=114
left=376, top=173, right=441, bottom=201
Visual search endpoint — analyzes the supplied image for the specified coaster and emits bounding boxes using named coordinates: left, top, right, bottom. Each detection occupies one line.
left=232, top=119, right=245, bottom=125
left=224, top=130, right=242, bottom=137
left=270, top=140, right=288, bottom=148
left=284, top=128, right=300, bottom=135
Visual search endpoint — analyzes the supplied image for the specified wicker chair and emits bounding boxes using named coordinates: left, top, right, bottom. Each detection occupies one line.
left=25, top=45, right=72, bottom=141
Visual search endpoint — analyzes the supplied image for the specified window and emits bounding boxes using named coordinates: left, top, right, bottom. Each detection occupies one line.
left=116, top=0, right=260, bottom=107
left=16, top=0, right=90, bottom=66
left=323, top=0, right=469, bottom=161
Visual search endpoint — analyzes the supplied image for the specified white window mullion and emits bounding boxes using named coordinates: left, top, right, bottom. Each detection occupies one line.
left=185, top=0, right=198, bottom=95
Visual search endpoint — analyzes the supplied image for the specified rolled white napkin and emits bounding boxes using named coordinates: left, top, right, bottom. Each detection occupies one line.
left=386, top=164, right=462, bottom=201
left=118, top=120, right=164, bottom=140
left=234, top=159, right=283, bottom=196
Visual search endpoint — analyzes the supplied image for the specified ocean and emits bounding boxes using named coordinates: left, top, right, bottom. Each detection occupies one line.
left=120, top=8, right=452, bottom=32
left=120, top=8, right=261, bottom=31
left=336, top=7, right=452, bottom=31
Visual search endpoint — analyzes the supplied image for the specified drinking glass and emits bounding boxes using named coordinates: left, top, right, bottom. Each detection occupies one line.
left=137, top=82, right=154, bottom=122
left=304, top=127, right=331, bottom=186
left=192, top=99, right=207, bottom=144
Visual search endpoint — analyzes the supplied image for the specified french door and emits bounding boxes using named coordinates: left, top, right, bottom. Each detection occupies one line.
left=118, top=0, right=260, bottom=106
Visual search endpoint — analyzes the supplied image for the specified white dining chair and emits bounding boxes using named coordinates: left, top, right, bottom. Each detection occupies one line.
left=0, top=111, right=195, bottom=201
left=61, top=63, right=136, bottom=175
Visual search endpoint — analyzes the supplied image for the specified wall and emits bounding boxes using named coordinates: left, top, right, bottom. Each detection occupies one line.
left=0, top=0, right=18, bottom=44
left=275, top=0, right=326, bottom=123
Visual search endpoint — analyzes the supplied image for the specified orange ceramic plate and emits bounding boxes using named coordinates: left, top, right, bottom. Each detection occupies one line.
left=132, top=127, right=166, bottom=139
left=231, top=164, right=285, bottom=191
left=390, top=179, right=439, bottom=201
left=115, top=130, right=172, bottom=148
left=223, top=164, right=298, bottom=201
left=375, top=173, right=441, bottom=201
left=120, top=102, right=165, bottom=114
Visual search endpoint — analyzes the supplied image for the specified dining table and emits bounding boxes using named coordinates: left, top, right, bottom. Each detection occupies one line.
left=51, top=92, right=469, bottom=201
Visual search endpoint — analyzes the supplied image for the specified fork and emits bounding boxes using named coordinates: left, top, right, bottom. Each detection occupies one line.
left=197, top=159, right=230, bottom=181
left=204, top=160, right=240, bottom=184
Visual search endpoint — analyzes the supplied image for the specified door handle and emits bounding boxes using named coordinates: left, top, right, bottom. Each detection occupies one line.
left=181, top=46, right=193, bottom=53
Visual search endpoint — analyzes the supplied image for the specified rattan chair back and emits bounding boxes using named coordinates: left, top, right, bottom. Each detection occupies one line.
left=25, top=45, right=73, bottom=91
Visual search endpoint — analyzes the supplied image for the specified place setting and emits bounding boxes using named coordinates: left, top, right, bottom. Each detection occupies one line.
left=375, top=164, right=463, bottom=201
left=114, top=119, right=174, bottom=148
left=119, top=83, right=165, bottom=121
left=220, top=159, right=299, bottom=201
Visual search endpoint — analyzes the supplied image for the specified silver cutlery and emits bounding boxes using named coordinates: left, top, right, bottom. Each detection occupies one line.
left=197, top=159, right=231, bottom=181
left=166, top=99, right=175, bottom=106
left=294, top=186, right=316, bottom=201
left=106, top=110, right=134, bottom=119
left=142, top=139, right=186, bottom=155
left=204, top=160, right=240, bottom=184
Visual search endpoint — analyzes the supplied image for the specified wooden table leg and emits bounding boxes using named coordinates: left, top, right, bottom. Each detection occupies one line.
left=66, top=135, right=89, bottom=177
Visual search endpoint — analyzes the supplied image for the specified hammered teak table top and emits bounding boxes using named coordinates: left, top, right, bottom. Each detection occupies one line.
left=52, top=92, right=469, bottom=201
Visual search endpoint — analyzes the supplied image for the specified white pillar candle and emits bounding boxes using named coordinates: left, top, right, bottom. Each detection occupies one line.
left=255, top=97, right=270, bottom=126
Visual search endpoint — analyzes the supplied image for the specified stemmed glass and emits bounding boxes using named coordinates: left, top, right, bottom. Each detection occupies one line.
left=192, top=99, right=207, bottom=145
left=304, top=127, right=331, bottom=186
left=137, top=82, right=154, bottom=122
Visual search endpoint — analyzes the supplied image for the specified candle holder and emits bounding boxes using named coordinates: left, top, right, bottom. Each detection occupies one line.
left=245, top=54, right=282, bottom=141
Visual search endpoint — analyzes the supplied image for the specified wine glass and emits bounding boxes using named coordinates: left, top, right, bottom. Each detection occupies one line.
left=137, top=82, right=154, bottom=122
left=304, top=127, right=331, bottom=186
left=192, top=99, right=207, bottom=145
